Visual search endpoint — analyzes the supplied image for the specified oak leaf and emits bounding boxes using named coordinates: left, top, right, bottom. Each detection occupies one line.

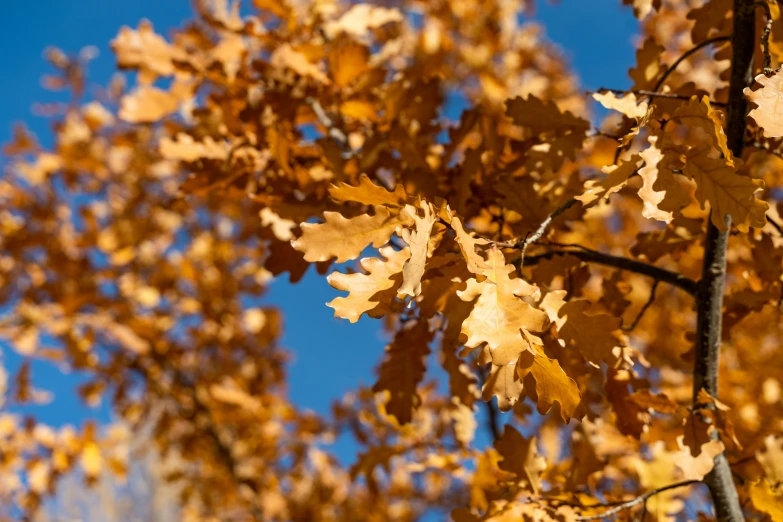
left=399, top=202, right=439, bottom=297
left=458, top=248, right=549, bottom=358
left=118, top=86, right=180, bottom=123
left=637, top=137, right=689, bottom=223
left=292, top=206, right=412, bottom=263
left=540, top=290, right=621, bottom=365
left=672, top=96, right=732, bottom=162
left=494, top=426, right=546, bottom=494
left=746, top=70, right=783, bottom=138
left=577, top=154, right=643, bottom=207
left=592, top=91, right=649, bottom=119
left=372, top=321, right=432, bottom=425
left=682, top=148, right=768, bottom=231
left=482, top=360, right=525, bottom=412
left=749, top=480, right=783, bottom=522
left=328, top=174, right=408, bottom=207
left=517, top=345, right=583, bottom=422
left=326, top=246, right=408, bottom=322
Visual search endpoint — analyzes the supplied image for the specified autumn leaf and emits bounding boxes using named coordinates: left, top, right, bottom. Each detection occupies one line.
left=445, top=211, right=490, bottom=274
left=328, top=174, right=409, bottom=207
left=459, top=248, right=549, bottom=358
left=592, top=91, right=649, bottom=119
left=399, top=201, right=439, bottom=297
left=292, top=206, right=412, bottom=263
left=372, top=320, right=432, bottom=425
left=745, top=70, right=783, bottom=138
left=682, top=148, right=768, bottom=231
left=671, top=96, right=732, bottom=162
left=577, top=154, right=643, bottom=206
left=494, top=426, right=547, bottom=494
left=326, top=246, right=408, bottom=322
left=540, top=290, right=621, bottom=365
left=517, top=345, right=583, bottom=422
left=118, top=85, right=180, bottom=123
left=637, top=136, right=689, bottom=223
left=749, top=480, right=783, bottom=522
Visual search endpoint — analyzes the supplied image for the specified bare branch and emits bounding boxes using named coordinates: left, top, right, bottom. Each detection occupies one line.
left=594, top=88, right=727, bottom=107
left=691, top=2, right=754, bottom=520
left=524, top=247, right=698, bottom=296
left=653, top=36, right=731, bottom=92
left=623, top=280, right=660, bottom=331
left=494, top=199, right=578, bottom=268
left=306, top=96, right=351, bottom=154
left=574, top=480, right=699, bottom=521
left=754, top=2, right=775, bottom=75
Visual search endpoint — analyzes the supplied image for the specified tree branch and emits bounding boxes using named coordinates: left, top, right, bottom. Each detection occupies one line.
left=594, top=88, right=728, bottom=107
left=478, top=364, right=502, bottom=441
left=574, top=481, right=700, bottom=521
left=754, top=1, right=774, bottom=75
left=691, top=2, right=753, bottom=521
left=524, top=248, right=698, bottom=296
left=623, top=279, right=660, bottom=331
left=653, top=36, right=732, bottom=92
left=494, top=199, right=577, bottom=268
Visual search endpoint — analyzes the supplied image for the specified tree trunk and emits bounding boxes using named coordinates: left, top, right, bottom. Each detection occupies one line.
left=692, top=1, right=754, bottom=521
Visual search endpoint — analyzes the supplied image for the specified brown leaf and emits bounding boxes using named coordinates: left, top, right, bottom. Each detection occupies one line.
left=292, top=206, right=412, bottom=263
left=373, top=321, right=432, bottom=425
left=494, top=426, right=546, bottom=494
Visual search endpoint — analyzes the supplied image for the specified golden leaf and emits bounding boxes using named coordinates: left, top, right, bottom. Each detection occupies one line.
left=118, top=85, right=180, bottom=123
left=323, top=4, right=403, bottom=39
left=372, top=321, right=432, bottom=425
left=577, top=154, right=643, bottom=207
left=672, top=96, right=732, bottom=162
left=81, top=442, right=103, bottom=479
left=592, top=91, right=649, bottom=119
left=458, top=248, right=549, bottom=357
left=328, top=174, right=408, bottom=207
left=682, top=148, right=768, bottom=231
left=749, top=480, right=783, bottom=522
left=518, top=346, right=583, bottom=422
left=399, top=202, right=438, bottom=297
left=292, top=206, right=412, bottom=263
left=637, top=137, right=689, bottom=223
left=326, top=246, right=408, bottom=322
left=745, top=70, right=783, bottom=138
left=447, top=212, right=490, bottom=274
left=494, top=426, right=547, bottom=494
left=540, top=290, right=621, bottom=365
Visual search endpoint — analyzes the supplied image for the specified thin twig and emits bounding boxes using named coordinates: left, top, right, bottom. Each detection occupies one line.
left=524, top=248, right=698, bottom=296
left=478, top=364, right=502, bottom=441
left=623, top=280, right=660, bottom=331
left=594, top=88, right=727, bottom=107
left=767, top=214, right=783, bottom=236
left=755, top=2, right=775, bottom=75
left=494, top=199, right=578, bottom=268
left=574, top=480, right=699, bottom=521
left=306, top=96, right=351, bottom=154
left=653, top=36, right=731, bottom=92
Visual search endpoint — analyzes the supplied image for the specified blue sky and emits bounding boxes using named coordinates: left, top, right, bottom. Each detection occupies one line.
left=0, top=1, right=638, bottom=429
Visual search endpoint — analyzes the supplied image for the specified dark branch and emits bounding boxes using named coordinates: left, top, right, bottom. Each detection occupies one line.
left=494, top=199, right=578, bottom=268
left=574, top=481, right=700, bottom=521
left=691, top=2, right=754, bottom=521
left=767, top=214, right=783, bottom=236
left=524, top=248, right=698, bottom=296
left=623, top=279, right=660, bottom=331
left=478, top=364, right=502, bottom=441
left=653, top=36, right=732, bottom=92
left=755, top=2, right=775, bottom=75
left=594, top=88, right=727, bottom=107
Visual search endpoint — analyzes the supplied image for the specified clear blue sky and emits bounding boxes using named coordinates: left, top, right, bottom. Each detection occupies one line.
left=0, top=1, right=637, bottom=428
